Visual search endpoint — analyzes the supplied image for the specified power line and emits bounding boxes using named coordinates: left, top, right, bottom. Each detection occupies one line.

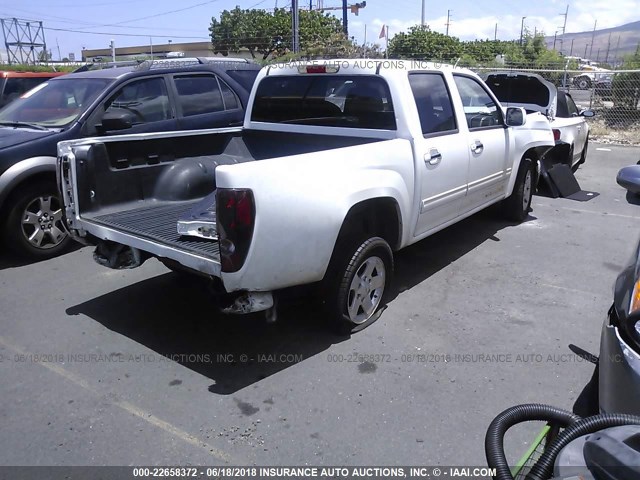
left=44, top=26, right=209, bottom=39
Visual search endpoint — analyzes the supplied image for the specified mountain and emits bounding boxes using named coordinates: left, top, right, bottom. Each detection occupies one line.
left=544, top=20, right=640, bottom=64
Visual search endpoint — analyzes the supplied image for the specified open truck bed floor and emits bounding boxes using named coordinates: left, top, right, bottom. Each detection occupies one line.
left=87, top=200, right=220, bottom=260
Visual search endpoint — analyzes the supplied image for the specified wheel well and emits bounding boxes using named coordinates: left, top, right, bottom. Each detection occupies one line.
left=0, top=171, right=56, bottom=216
left=522, top=147, right=546, bottom=184
left=336, top=198, right=402, bottom=251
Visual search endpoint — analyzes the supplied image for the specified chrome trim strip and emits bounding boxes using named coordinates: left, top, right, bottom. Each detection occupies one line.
left=421, top=184, right=467, bottom=212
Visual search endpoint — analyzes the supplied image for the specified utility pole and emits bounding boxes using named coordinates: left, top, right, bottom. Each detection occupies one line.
left=520, top=17, right=526, bottom=46
left=584, top=43, right=589, bottom=58
left=605, top=31, right=612, bottom=63
left=589, top=20, right=597, bottom=58
left=494, top=23, right=497, bottom=41
left=614, top=36, right=621, bottom=65
left=553, top=31, right=557, bottom=51
left=110, top=39, right=116, bottom=64
left=363, top=24, right=367, bottom=57
left=445, top=10, right=452, bottom=36
left=569, top=38, right=574, bottom=56
left=342, top=0, right=348, bottom=35
left=421, top=0, right=425, bottom=27
left=150, top=37, right=153, bottom=59
left=560, top=4, right=568, bottom=54
left=56, top=38, right=61, bottom=61
left=596, top=47, right=600, bottom=62
left=292, top=0, right=299, bottom=53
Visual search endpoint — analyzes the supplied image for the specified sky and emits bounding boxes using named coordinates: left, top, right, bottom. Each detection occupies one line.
left=1, top=0, right=639, bottom=61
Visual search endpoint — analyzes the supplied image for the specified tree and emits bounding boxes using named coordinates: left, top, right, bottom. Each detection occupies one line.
left=613, top=51, right=640, bottom=110
left=387, top=26, right=462, bottom=60
left=209, top=8, right=342, bottom=61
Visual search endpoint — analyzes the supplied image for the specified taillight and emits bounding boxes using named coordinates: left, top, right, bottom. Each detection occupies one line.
left=552, top=129, right=561, bottom=141
left=216, top=188, right=255, bottom=273
left=631, top=279, right=640, bottom=315
left=297, top=64, right=340, bottom=74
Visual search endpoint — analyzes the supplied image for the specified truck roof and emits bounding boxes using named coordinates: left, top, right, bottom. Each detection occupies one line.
left=263, top=58, right=474, bottom=76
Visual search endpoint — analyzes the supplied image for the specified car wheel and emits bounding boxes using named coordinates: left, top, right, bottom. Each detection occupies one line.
left=575, top=76, right=591, bottom=90
left=3, top=180, right=71, bottom=259
left=325, top=236, right=393, bottom=333
left=502, top=158, right=534, bottom=222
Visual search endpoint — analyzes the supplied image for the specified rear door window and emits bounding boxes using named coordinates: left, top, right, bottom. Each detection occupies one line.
left=174, top=74, right=225, bottom=116
left=408, top=73, right=457, bottom=136
left=251, top=75, right=396, bottom=130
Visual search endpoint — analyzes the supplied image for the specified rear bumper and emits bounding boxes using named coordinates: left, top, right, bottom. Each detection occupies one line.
left=599, top=306, right=640, bottom=415
left=80, top=219, right=222, bottom=277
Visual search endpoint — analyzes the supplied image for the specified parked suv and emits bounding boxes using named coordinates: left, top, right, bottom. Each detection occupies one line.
left=0, top=70, right=67, bottom=108
left=0, top=58, right=260, bottom=259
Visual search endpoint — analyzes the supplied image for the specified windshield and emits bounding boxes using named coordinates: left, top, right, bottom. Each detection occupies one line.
left=0, top=77, right=111, bottom=128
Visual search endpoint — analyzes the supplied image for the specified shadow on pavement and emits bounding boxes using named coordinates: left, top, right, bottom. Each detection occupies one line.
left=388, top=207, right=526, bottom=301
left=66, top=207, right=524, bottom=394
left=0, top=242, right=82, bottom=271
left=67, top=273, right=348, bottom=395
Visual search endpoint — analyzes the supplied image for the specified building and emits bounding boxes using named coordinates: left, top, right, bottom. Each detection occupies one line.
left=81, top=41, right=253, bottom=62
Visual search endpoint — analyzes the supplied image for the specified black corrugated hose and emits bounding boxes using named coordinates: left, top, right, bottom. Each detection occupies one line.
left=485, top=403, right=581, bottom=480
left=525, top=413, right=640, bottom=480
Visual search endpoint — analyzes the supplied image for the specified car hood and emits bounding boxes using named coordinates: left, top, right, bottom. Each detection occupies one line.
left=484, top=72, right=557, bottom=120
left=0, top=127, right=57, bottom=149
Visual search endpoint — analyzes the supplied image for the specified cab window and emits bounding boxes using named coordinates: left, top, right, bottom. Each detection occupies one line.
left=104, top=77, right=172, bottom=124
left=453, top=75, right=502, bottom=129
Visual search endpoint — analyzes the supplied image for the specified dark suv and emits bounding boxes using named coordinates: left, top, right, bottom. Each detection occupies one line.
left=0, top=58, right=260, bottom=259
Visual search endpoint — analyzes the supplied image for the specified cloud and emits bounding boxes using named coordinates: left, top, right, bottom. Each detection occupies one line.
left=348, top=2, right=640, bottom=46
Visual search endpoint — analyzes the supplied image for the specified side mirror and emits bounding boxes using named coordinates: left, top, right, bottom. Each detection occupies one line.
left=505, top=107, right=526, bottom=127
left=97, top=110, right=133, bottom=132
left=580, top=109, right=595, bottom=118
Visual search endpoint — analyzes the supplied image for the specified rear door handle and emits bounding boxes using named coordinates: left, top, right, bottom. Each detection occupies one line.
left=425, top=148, right=442, bottom=165
left=471, top=140, right=484, bottom=154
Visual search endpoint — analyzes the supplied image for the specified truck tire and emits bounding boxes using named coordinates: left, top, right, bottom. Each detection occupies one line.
left=325, top=236, right=393, bottom=333
left=502, top=158, right=534, bottom=222
left=574, top=76, right=591, bottom=90
left=2, top=180, right=71, bottom=260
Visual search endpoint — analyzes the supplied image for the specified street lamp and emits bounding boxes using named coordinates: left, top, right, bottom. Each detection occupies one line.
left=520, top=16, right=526, bottom=46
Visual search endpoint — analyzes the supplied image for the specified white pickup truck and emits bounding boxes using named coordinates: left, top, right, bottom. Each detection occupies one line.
left=58, top=59, right=554, bottom=332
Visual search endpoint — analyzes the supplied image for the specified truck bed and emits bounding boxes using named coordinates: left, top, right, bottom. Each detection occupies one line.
left=88, top=201, right=220, bottom=259
left=64, top=129, right=382, bottom=267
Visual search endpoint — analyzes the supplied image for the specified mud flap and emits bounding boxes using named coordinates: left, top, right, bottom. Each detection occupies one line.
left=93, top=240, right=149, bottom=269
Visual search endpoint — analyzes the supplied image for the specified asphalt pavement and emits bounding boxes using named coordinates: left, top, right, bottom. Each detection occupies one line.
left=1, top=143, right=639, bottom=468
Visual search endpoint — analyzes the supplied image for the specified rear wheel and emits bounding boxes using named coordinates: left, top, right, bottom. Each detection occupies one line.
left=575, top=76, right=591, bottom=90
left=325, top=236, right=393, bottom=333
left=3, top=180, right=71, bottom=259
left=502, top=158, right=534, bottom=222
